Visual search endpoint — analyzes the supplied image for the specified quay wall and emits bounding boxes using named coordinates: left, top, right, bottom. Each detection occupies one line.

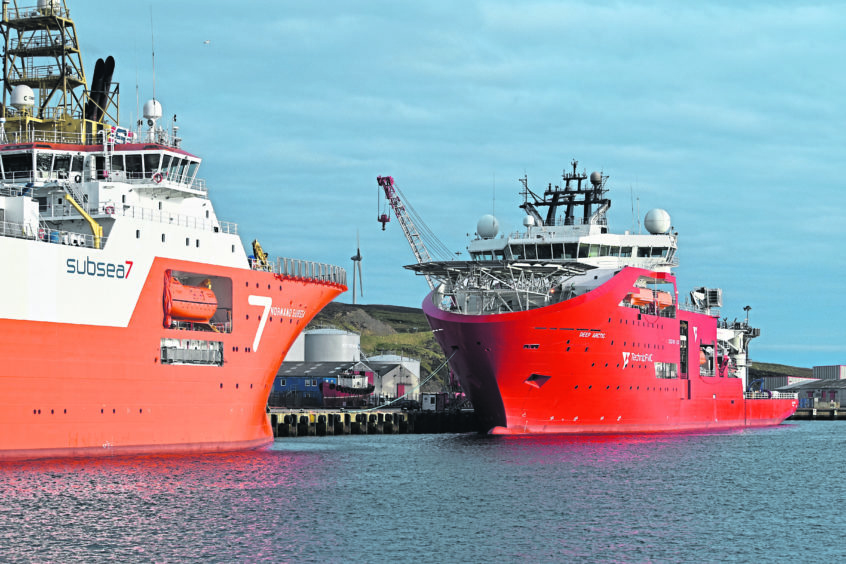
left=268, top=409, right=479, bottom=437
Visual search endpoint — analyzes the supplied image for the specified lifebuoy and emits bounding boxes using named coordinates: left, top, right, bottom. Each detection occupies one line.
left=153, top=172, right=163, bottom=184
left=104, top=205, right=115, bottom=214
left=74, top=174, right=82, bottom=183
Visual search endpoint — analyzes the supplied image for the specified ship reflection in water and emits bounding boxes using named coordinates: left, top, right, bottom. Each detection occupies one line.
left=1, top=422, right=842, bottom=562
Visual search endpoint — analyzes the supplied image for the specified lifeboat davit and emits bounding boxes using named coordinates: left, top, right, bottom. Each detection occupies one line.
left=164, top=276, right=217, bottom=324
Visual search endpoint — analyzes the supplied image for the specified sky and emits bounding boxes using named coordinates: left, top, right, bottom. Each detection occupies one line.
left=70, top=1, right=846, bottom=368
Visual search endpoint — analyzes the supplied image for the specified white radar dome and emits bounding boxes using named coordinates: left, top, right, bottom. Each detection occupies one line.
left=590, top=171, right=602, bottom=186
left=644, top=208, right=672, bottom=234
left=523, top=215, right=535, bottom=228
left=143, top=99, right=163, bottom=121
left=477, top=214, right=499, bottom=239
left=10, top=85, right=34, bottom=110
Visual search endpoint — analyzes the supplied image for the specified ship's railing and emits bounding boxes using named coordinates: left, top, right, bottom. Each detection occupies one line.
left=0, top=169, right=208, bottom=194
left=744, top=391, right=798, bottom=400
left=0, top=123, right=88, bottom=145
left=6, top=63, right=71, bottom=82
left=96, top=170, right=208, bottom=194
left=250, top=256, right=347, bottom=286
left=7, top=3, right=69, bottom=20
left=37, top=198, right=238, bottom=235
left=679, top=303, right=718, bottom=316
left=102, top=204, right=238, bottom=234
left=2, top=115, right=183, bottom=150
left=0, top=218, right=103, bottom=249
left=506, top=217, right=608, bottom=237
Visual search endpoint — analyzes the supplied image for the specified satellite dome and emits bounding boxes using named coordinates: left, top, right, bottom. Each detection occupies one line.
left=590, top=171, right=602, bottom=186
left=477, top=214, right=499, bottom=239
left=644, top=208, right=671, bottom=234
left=10, top=85, right=34, bottom=110
left=143, top=99, right=163, bottom=120
left=523, top=215, right=535, bottom=228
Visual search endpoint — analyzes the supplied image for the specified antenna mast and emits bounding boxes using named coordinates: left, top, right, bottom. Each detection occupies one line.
left=150, top=7, right=156, bottom=101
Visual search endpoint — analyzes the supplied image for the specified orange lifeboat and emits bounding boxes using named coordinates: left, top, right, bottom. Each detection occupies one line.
left=626, top=288, right=673, bottom=309
left=164, top=276, right=217, bottom=324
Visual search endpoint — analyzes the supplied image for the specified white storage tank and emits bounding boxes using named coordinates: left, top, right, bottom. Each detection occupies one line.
left=304, top=328, right=360, bottom=362
left=283, top=333, right=305, bottom=362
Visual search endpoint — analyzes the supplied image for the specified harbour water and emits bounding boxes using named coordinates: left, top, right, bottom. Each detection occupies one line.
left=0, top=420, right=841, bottom=563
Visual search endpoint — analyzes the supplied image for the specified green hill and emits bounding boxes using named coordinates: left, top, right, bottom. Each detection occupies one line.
left=309, top=302, right=449, bottom=391
left=308, top=302, right=812, bottom=390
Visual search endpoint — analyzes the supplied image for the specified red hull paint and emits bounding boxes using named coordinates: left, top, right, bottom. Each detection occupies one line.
left=0, top=257, right=344, bottom=460
left=423, top=267, right=797, bottom=434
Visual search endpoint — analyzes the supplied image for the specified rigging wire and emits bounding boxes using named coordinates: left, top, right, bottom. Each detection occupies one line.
left=392, top=182, right=454, bottom=261
left=349, top=351, right=456, bottom=413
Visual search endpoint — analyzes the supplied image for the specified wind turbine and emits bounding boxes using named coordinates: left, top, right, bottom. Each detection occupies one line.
left=351, top=231, right=363, bottom=305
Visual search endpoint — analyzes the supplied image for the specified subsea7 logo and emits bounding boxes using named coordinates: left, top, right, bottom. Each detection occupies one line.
left=622, top=352, right=630, bottom=369
left=248, top=295, right=272, bottom=352
left=66, top=257, right=134, bottom=279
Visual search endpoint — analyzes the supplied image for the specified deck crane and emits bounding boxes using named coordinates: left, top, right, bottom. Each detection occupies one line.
left=377, top=175, right=444, bottom=291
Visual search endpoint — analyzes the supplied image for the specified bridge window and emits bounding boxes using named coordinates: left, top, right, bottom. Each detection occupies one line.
left=126, top=154, right=143, bottom=178
left=177, top=159, right=189, bottom=183
left=161, top=154, right=173, bottom=177
left=552, top=243, right=564, bottom=259
left=186, top=161, right=200, bottom=184
left=509, top=244, right=524, bottom=260
left=537, top=244, right=552, bottom=260
left=36, top=152, right=52, bottom=173
left=144, top=153, right=161, bottom=177
left=54, top=154, right=71, bottom=178
left=111, top=154, right=125, bottom=172
left=71, top=155, right=84, bottom=173
left=524, top=245, right=537, bottom=260
left=2, top=152, right=33, bottom=179
left=565, top=243, right=577, bottom=258
left=168, top=157, right=182, bottom=182
left=620, top=246, right=632, bottom=257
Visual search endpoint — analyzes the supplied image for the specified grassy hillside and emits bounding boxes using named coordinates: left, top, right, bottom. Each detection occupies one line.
left=309, top=303, right=812, bottom=390
left=749, top=362, right=812, bottom=380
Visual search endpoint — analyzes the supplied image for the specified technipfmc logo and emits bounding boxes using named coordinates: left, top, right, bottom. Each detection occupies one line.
left=622, top=351, right=653, bottom=369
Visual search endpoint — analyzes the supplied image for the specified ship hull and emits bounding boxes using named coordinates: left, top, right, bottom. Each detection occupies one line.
left=423, top=267, right=797, bottom=435
left=0, top=251, right=343, bottom=460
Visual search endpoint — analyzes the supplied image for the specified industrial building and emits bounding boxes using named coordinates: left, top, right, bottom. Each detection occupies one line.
left=813, top=365, right=846, bottom=380
left=268, top=329, right=421, bottom=408
left=775, top=365, right=846, bottom=408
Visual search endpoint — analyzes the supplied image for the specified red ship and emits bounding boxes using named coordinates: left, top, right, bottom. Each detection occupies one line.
left=384, top=162, right=797, bottom=434
left=0, top=1, right=345, bottom=459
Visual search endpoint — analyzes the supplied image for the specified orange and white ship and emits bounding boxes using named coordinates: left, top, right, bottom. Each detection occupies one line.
left=0, top=1, right=345, bottom=460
